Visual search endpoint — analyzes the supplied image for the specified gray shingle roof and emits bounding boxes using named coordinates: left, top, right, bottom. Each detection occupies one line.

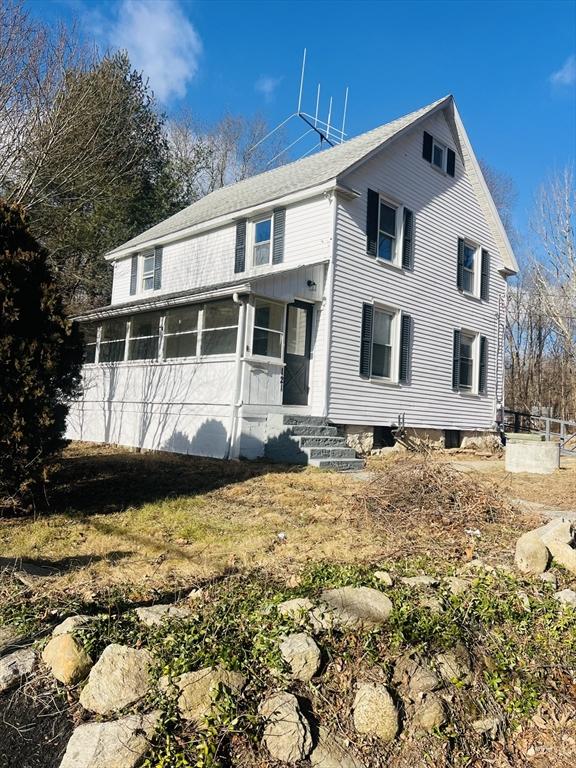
left=108, top=95, right=451, bottom=256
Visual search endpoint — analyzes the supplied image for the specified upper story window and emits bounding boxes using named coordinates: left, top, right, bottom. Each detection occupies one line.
left=128, top=312, right=160, bottom=360
left=142, top=252, right=155, bottom=291
left=130, top=247, right=162, bottom=297
left=462, top=242, right=476, bottom=294
left=164, top=306, right=199, bottom=359
left=422, top=131, right=456, bottom=177
left=253, top=218, right=272, bottom=266
left=252, top=298, right=284, bottom=358
left=457, top=238, right=490, bottom=300
left=99, top=319, right=127, bottom=363
left=378, top=202, right=397, bottom=262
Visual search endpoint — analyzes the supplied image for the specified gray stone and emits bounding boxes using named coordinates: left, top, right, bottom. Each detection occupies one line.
left=310, top=726, right=365, bottom=768
left=0, top=647, right=36, bottom=693
left=393, top=654, right=440, bottom=701
left=444, top=577, right=472, bottom=596
left=554, top=589, right=576, bottom=608
left=539, top=519, right=574, bottom=548
left=260, top=692, right=312, bottom=763
left=413, top=694, right=446, bottom=733
left=458, top=559, right=496, bottom=576
left=79, top=644, right=153, bottom=715
left=435, top=644, right=473, bottom=686
left=539, top=572, right=558, bottom=588
left=42, top=634, right=92, bottom=685
left=400, top=576, right=438, bottom=588
left=277, top=598, right=315, bottom=622
left=0, top=624, right=24, bottom=653
left=472, top=716, right=501, bottom=738
left=374, top=570, right=393, bottom=586
left=515, top=532, right=550, bottom=575
left=135, top=604, right=193, bottom=627
left=545, top=542, right=576, bottom=577
left=59, top=711, right=160, bottom=768
left=280, top=633, right=321, bottom=682
left=352, top=683, right=398, bottom=742
left=320, top=587, right=393, bottom=628
left=420, top=597, right=443, bottom=614
left=176, top=667, right=246, bottom=724
left=53, top=615, right=93, bottom=637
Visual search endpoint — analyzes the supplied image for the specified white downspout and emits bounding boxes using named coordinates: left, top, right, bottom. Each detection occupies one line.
left=227, top=294, right=247, bottom=459
left=322, top=189, right=338, bottom=418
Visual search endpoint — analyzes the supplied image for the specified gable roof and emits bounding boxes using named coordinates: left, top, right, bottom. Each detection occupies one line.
left=107, top=95, right=517, bottom=273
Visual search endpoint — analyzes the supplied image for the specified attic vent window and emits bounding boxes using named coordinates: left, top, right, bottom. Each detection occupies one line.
left=432, top=139, right=445, bottom=170
left=422, top=131, right=456, bottom=177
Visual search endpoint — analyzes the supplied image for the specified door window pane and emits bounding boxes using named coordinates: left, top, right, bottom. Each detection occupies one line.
left=371, top=309, right=393, bottom=378
left=286, top=306, right=308, bottom=356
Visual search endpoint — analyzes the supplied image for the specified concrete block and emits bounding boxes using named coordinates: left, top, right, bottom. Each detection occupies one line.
left=505, top=442, right=560, bottom=474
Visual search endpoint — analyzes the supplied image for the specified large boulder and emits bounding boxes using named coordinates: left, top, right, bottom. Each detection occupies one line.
left=352, top=683, right=398, bottom=742
left=0, top=647, right=37, bottom=693
left=175, top=667, right=246, bottom=724
left=554, top=589, right=576, bottom=608
left=259, top=692, right=312, bottom=763
left=279, top=633, right=321, bottom=682
left=319, top=587, right=393, bottom=628
left=135, top=604, right=193, bottom=627
left=310, top=726, right=365, bottom=768
left=53, top=615, right=93, bottom=637
left=59, top=711, right=160, bottom=768
left=276, top=598, right=315, bottom=624
left=79, top=644, right=153, bottom=715
left=515, top=532, right=550, bottom=575
left=42, top=634, right=92, bottom=685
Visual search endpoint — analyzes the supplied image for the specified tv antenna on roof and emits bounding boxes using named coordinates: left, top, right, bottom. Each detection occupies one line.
left=249, top=49, right=349, bottom=167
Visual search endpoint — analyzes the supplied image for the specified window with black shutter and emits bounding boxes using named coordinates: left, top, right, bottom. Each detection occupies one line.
left=423, top=131, right=456, bottom=177
left=399, top=314, right=413, bottom=383
left=234, top=219, right=247, bottom=273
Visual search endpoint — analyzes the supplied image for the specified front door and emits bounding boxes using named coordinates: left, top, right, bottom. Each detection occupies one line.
left=283, top=301, right=313, bottom=406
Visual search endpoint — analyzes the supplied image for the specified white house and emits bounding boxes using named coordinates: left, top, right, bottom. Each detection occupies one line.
left=67, top=95, right=518, bottom=469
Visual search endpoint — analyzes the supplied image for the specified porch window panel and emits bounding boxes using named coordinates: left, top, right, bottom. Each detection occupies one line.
left=164, top=306, right=199, bottom=359
left=99, top=318, right=127, bottom=363
left=81, top=322, right=98, bottom=364
left=128, top=312, right=160, bottom=361
left=201, top=299, right=239, bottom=356
left=201, top=328, right=237, bottom=355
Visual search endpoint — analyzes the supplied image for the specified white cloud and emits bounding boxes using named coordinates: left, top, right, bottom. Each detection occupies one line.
left=255, top=75, right=282, bottom=102
left=105, top=0, right=202, bottom=102
left=550, top=54, right=576, bottom=87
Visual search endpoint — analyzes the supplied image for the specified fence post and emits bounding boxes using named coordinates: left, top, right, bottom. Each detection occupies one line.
left=514, top=412, right=520, bottom=433
left=545, top=419, right=551, bottom=442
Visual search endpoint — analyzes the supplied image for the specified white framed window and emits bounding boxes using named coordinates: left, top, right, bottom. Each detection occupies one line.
left=99, top=319, right=127, bottom=363
left=251, top=298, right=284, bottom=358
left=462, top=240, right=479, bottom=295
left=128, top=312, right=161, bottom=360
left=82, top=322, right=98, bottom=364
left=371, top=307, right=398, bottom=380
left=432, top=138, right=447, bottom=172
left=141, top=252, right=155, bottom=291
left=253, top=217, right=272, bottom=266
left=377, top=197, right=404, bottom=266
left=164, top=306, right=199, bottom=359
left=459, top=331, right=476, bottom=391
left=201, top=299, right=239, bottom=356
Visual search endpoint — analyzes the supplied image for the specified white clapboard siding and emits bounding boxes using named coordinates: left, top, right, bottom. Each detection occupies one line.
left=110, top=195, right=331, bottom=306
left=328, top=110, right=505, bottom=430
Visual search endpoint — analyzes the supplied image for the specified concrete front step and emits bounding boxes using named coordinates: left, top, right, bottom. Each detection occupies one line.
left=299, top=436, right=347, bottom=448
left=289, top=425, right=338, bottom=437
left=308, top=458, right=365, bottom=471
left=304, top=446, right=357, bottom=460
left=282, top=414, right=331, bottom=426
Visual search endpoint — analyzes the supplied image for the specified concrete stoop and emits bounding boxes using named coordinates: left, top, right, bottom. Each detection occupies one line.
left=265, top=414, right=364, bottom=471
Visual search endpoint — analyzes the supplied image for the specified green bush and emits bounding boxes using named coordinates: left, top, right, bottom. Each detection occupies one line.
left=0, top=200, right=83, bottom=511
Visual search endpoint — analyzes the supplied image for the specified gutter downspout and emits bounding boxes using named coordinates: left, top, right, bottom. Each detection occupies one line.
left=227, top=293, right=248, bottom=459
left=322, top=189, right=338, bottom=418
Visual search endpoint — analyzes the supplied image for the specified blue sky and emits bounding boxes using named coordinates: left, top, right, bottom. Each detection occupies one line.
left=31, top=0, right=576, bottom=233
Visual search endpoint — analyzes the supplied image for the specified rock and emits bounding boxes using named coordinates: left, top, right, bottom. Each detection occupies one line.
left=42, top=634, right=92, bottom=685
left=545, top=542, right=576, bottom=577
left=458, top=559, right=496, bottom=575
left=0, top=647, right=36, bottom=693
left=517, top=591, right=531, bottom=611
left=435, top=644, right=473, bottom=685
left=420, top=597, right=443, bottom=614
left=135, top=604, right=192, bottom=627
left=53, top=615, right=93, bottom=637
left=374, top=570, right=393, bottom=586
left=59, top=711, right=160, bottom=768
left=176, top=667, right=246, bottom=723
left=353, top=683, right=398, bottom=742
left=277, top=598, right=315, bottom=622
left=320, top=587, right=393, bottom=628
left=539, top=572, right=558, bottom=588
left=400, top=576, right=438, bottom=588
left=259, top=692, right=312, bottom=762
left=444, top=577, right=472, bottom=596
left=280, top=633, right=321, bottom=682
left=515, top=532, right=550, bottom=575
left=79, top=644, right=153, bottom=715
left=539, top=518, right=574, bottom=548
left=393, top=654, right=440, bottom=700
left=310, top=726, right=365, bottom=768
left=186, top=588, right=204, bottom=602
left=554, top=589, right=576, bottom=608
left=0, top=624, right=24, bottom=653
left=472, top=716, right=501, bottom=738
left=413, top=693, right=446, bottom=733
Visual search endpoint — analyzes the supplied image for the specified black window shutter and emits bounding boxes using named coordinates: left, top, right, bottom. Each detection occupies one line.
left=457, top=238, right=465, bottom=290
left=153, top=246, right=163, bottom=290
left=402, top=208, right=415, bottom=270
left=360, top=303, right=374, bottom=377
left=272, top=208, right=286, bottom=264
left=480, top=249, right=490, bottom=301
left=130, top=254, right=138, bottom=295
left=479, top=336, right=488, bottom=394
left=234, top=219, right=247, bottom=273
left=366, top=189, right=379, bottom=257
left=399, top=314, right=413, bottom=384
left=452, top=329, right=461, bottom=390
left=446, top=148, right=456, bottom=177
left=422, top=131, right=433, bottom=162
